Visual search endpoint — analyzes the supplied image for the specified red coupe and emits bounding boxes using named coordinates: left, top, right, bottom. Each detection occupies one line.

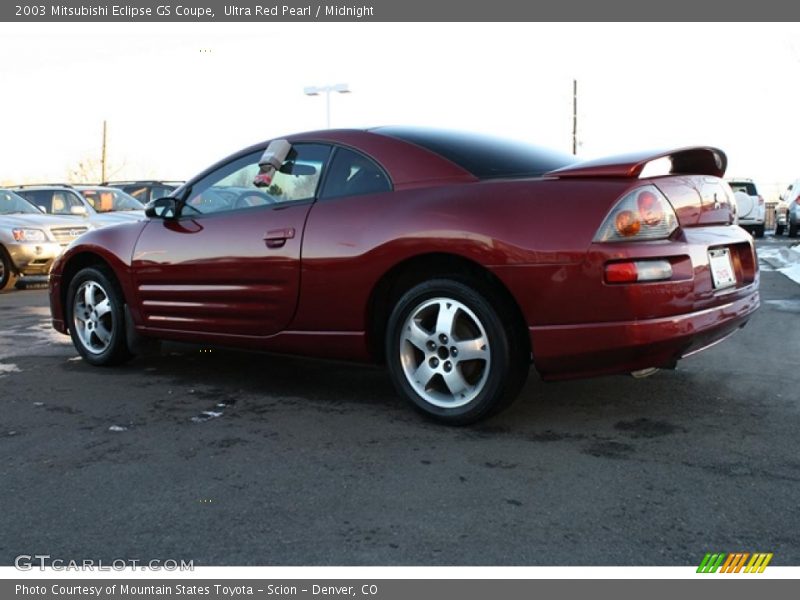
left=49, top=128, right=759, bottom=424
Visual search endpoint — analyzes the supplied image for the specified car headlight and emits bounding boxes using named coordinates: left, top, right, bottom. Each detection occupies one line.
left=11, top=228, right=47, bottom=242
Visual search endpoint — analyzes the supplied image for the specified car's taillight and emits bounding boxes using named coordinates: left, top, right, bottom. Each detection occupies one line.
left=758, top=195, right=764, bottom=206
left=795, top=198, right=800, bottom=206
left=605, top=260, right=673, bottom=284
left=594, top=185, right=678, bottom=242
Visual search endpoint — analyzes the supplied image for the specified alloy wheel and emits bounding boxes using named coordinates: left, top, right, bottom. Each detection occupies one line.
left=398, top=297, right=491, bottom=408
left=72, top=280, right=114, bottom=355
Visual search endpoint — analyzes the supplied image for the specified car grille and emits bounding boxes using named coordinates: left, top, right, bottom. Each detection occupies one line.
left=50, top=226, right=89, bottom=244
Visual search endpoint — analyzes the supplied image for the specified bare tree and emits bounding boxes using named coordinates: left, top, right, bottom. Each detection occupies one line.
left=66, top=156, right=126, bottom=184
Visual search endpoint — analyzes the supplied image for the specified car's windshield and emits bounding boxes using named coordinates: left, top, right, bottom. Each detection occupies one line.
left=0, top=189, right=42, bottom=215
left=79, top=189, right=145, bottom=212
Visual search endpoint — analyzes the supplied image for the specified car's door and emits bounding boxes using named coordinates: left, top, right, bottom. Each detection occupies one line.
left=131, top=143, right=331, bottom=337
left=293, top=146, right=395, bottom=332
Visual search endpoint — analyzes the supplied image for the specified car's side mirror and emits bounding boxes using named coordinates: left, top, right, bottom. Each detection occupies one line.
left=70, top=205, right=88, bottom=216
left=145, top=197, right=179, bottom=219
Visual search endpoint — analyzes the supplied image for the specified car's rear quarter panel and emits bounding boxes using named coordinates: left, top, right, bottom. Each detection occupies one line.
left=294, top=177, right=632, bottom=333
left=298, top=169, right=757, bottom=379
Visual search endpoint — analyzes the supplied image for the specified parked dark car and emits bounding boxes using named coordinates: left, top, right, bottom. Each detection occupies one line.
left=49, top=128, right=759, bottom=424
left=102, top=180, right=183, bottom=205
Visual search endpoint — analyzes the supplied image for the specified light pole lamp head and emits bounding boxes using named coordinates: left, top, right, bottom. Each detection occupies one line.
left=303, top=86, right=321, bottom=96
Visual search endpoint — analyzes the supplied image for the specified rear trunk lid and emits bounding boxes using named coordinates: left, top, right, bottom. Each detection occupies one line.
left=546, top=146, right=735, bottom=227
left=653, top=175, right=736, bottom=227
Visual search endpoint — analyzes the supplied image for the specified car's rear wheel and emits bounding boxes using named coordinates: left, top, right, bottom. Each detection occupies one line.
left=775, top=219, right=785, bottom=235
left=789, top=221, right=798, bottom=238
left=385, top=279, right=528, bottom=425
left=0, top=247, right=18, bottom=292
left=66, top=266, right=132, bottom=366
left=754, top=224, right=765, bottom=238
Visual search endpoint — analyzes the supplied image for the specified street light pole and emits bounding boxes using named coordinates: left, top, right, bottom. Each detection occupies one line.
left=572, top=79, right=578, bottom=156
left=325, top=89, right=331, bottom=129
left=303, top=83, right=351, bottom=128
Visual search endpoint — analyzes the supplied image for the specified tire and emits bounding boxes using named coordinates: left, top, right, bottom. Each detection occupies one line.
left=0, top=246, right=18, bottom=292
left=385, top=278, right=528, bottom=425
left=775, top=223, right=785, bottom=236
left=789, top=221, right=798, bottom=238
left=66, top=266, right=132, bottom=366
left=754, top=224, right=765, bottom=238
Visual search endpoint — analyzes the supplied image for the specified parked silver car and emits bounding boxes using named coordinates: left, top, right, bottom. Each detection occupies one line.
left=0, top=189, right=91, bottom=290
left=776, top=179, right=800, bottom=237
left=10, top=184, right=145, bottom=229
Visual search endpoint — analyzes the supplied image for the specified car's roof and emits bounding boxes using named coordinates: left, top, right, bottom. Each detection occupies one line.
left=11, top=184, right=78, bottom=190
left=102, top=180, right=183, bottom=185
left=74, top=185, right=122, bottom=191
left=198, top=127, right=575, bottom=190
left=185, top=128, right=478, bottom=192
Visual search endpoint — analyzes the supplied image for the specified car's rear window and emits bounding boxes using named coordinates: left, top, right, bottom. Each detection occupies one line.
left=728, top=181, right=758, bottom=196
left=373, top=126, right=576, bottom=180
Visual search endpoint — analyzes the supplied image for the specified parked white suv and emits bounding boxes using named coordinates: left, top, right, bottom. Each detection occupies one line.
left=727, top=179, right=765, bottom=238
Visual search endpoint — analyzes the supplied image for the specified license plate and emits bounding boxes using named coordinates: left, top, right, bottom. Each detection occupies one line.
left=709, top=248, right=736, bottom=289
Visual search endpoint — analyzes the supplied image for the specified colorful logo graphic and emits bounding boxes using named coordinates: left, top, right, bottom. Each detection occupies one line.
left=697, top=552, right=773, bottom=573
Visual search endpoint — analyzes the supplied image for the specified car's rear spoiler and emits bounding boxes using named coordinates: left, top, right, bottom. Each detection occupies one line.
left=545, top=147, right=727, bottom=179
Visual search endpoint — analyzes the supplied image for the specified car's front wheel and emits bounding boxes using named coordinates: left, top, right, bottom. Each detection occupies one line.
left=66, top=266, right=132, bottom=366
left=385, top=279, right=528, bottom=425
left=0, top=247, right=18, bottom=292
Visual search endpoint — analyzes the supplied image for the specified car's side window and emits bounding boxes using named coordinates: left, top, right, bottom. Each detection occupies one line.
left=184, top=144, right=331, bottom=215
left=151, top=186, right=173, bottom=201
left=320, top=147, right=392, bottom=200
left=56, top=192, right=86, bottom=215
left=125, top=186, right=148, bottom=203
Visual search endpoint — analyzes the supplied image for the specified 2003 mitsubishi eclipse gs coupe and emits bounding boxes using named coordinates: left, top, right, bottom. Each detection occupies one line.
left=49, top=127, right=759, bottom=424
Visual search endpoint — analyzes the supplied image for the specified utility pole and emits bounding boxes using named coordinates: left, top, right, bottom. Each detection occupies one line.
left=101, top=120, right=107, bottom=183
left=572, top=79, right=578, bottom=155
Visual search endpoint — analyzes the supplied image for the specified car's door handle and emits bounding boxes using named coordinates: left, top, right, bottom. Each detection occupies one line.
left=263, top=227, right=295, bottom=248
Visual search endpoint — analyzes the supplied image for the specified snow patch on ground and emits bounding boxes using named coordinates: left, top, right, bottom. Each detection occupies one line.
left=778, top=263, right=800, bottom=285
left=0, top=363, right=22, bottom=376
left=758, top=243, right=800, bottom=284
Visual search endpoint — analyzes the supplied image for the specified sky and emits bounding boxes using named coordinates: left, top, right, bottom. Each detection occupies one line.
left=1, top=22, right=799, bottom=200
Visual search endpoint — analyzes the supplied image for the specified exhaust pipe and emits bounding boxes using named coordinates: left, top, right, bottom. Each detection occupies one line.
left=630, top=367, right=659, bottom=379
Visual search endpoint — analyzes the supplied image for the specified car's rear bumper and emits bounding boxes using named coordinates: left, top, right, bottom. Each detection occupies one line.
left=529, top=285, right=759, bottom=379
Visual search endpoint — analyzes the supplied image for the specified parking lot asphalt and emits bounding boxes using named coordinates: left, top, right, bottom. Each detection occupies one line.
left=1, top=236, right=799, bottom=567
